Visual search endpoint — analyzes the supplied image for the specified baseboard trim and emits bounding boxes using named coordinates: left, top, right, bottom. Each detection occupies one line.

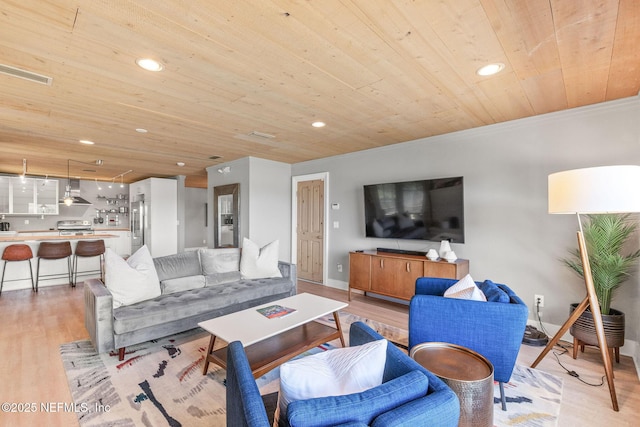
left=324, top=279, right=348, bottom=291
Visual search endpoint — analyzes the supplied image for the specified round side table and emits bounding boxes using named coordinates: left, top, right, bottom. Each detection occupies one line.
left=410, top=342, right=494, bottom=427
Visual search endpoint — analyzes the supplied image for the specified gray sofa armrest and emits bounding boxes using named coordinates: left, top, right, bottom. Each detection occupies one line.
left=84, top=278, right=115, bottom=353
left=278, top=261, right=297, bottom=289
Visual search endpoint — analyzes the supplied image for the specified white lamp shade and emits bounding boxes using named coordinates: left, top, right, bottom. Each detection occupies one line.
left=548, top=165, right=640, bottom=214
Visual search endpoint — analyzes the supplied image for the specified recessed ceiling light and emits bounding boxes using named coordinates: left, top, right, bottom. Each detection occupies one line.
left=135, top=128, right=148, bottom=133
left=476, top=63, right=505, bottom=76
left=79, top=139, right=95, bottom=145
left=312, top=121, right=326, bottom=128
left=176, top=162, right=185, bottom=167
left=136, top=58, right=164, bottom=72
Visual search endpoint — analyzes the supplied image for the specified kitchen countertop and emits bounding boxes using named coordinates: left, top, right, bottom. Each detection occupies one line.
left=13, top=228, right=130, bottom=233
left=0, top=234, right=120, bottom=242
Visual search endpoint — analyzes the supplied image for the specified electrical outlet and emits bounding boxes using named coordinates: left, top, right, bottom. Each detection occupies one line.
left=337, top=264, right=343, bottom=272
left=534, top=294, right=544, bottom=308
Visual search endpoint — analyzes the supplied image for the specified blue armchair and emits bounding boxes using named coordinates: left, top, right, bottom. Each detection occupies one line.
left=408, top=277, right=528, bottom=410
left=226, top=321, right=460, bottom=427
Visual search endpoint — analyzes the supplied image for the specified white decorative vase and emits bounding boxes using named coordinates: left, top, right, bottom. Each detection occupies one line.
left=444, top=251, right=457, bottom=263
left=439, top=240, right=452, bottom=258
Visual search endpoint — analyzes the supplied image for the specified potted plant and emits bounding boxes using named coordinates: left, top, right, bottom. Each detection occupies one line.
left=563, top=214, right=640, bottom=350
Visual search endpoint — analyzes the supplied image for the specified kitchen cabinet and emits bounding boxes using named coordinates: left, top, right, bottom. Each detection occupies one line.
left=348, top=250, right=469, bottom=301
left=97, top=230, right=131, bottom=256
left=348, top=251, right=371, bottom=294
left=37, top=178, right=59, bottom=214
left=370, top=255, right=424, bottom=301
left=0, top=176, right=59, bottom=215
left=0, top=179, right=8, bottom=213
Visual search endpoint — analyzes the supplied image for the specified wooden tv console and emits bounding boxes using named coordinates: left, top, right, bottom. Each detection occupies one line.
left=349, top=250, right=469, bottom=301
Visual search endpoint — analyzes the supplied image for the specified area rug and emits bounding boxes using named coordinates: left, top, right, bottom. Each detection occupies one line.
left=60, top=329, right=224, bottom=426
left=61, top=312, right=562, bottom=426
left=493, top=364, right=563, bottom=427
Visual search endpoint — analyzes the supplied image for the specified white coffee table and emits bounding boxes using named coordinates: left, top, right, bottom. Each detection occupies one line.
left=199, top=293, right=348, bottom=378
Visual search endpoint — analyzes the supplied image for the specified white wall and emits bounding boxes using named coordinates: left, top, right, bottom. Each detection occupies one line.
left=248, top=157, right=292, bottom=261
left=184, top=186, right=208, bottom=248
left=292, top=96, right=640, bottom=354
left=130, top=177, right=178, bottom=257
left=207, top=157, right=292, bottom=260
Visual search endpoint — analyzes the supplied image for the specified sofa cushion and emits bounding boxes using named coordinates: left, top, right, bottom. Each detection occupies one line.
left=478, top=279, right=510, bottom=303
left=112, top=276, right=294, bottom=334
left=199, top=248, right=241, bottom=274
left=240, top=238, right=282, bottom=279
left=286, top=371, right=429, bottom=427
left=205, top=271, right=242, bottom=286
left=160, top=275, right=206, bottom=295
left=105, top=246, right=161, bottom=309
left=276, top=339, right=387, bottom=426
left=444, top=274, right=486, bottom=301
left=153, top=251, right=202, bottom=281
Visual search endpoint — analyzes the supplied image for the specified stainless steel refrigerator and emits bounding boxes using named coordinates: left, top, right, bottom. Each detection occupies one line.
left=131, top=198, right=145, bottom=254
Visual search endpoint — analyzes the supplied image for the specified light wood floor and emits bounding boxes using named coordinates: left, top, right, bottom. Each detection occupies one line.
left=0, top=281, right=638, bottom=426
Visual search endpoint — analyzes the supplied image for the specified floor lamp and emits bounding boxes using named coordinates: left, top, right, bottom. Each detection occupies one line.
left=531, top=165, right=640, bottom=412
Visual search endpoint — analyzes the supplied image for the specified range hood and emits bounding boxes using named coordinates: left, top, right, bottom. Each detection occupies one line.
left=59, top=178, right=93, bottom=206
left=59, top=195, right=93, bottom=206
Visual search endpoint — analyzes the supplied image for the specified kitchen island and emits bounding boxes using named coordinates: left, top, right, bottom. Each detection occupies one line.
left=0, top=231, right=129, bottom=292
left=0, top=233, right=119, bottom=242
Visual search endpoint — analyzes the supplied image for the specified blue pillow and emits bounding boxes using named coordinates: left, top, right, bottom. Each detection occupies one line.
left=286, top=371, right=429, bottom=427
left=479, top=279, right=510, bottom=303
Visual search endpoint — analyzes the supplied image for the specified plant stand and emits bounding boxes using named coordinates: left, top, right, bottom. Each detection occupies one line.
left=574, top=338, right=620, bottom=363
left=570, top=303, right=624, bottom=364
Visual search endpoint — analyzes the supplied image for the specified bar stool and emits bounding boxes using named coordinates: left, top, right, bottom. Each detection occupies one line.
left=36, top=241, right=72, bottom=291
left=1, top=244, right=35, bottom=295
left=73, top=240, right=106, bottom=286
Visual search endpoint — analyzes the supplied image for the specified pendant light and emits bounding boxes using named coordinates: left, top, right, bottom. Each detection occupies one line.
left=63, top=159, right=73, bottom=206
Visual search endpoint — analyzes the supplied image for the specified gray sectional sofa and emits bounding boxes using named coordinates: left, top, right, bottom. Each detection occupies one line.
left=84, top=248, right=297, bottom=360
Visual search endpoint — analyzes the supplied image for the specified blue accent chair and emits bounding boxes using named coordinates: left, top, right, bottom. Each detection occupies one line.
left=408, top=277, right=528, bottom=411
left=226, top=321, right=460, bottom=427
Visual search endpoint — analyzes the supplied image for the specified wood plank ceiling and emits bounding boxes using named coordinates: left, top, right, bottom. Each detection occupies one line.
left=1, top=0, right=639, bottom=188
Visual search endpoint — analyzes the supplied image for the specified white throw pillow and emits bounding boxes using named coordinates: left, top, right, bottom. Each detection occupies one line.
left=239, top=238, right=282, bottom=279
left=444, top=274, right=487, bottom=301
left=104, top=245, right=161, bottom=308
left=275, top=339, right=387, bottom=426
left=199, top=247, right=241, bottom=274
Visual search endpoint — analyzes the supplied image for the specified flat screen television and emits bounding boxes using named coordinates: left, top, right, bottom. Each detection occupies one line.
left=363, top=177, right=464, bottom=243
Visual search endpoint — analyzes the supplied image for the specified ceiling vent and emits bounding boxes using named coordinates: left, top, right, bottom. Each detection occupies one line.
left=0, top=64, right=53, bottom=85
left=234, top=131, right=277, bottom=145
left=248, top=131, right=275, bottom=139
